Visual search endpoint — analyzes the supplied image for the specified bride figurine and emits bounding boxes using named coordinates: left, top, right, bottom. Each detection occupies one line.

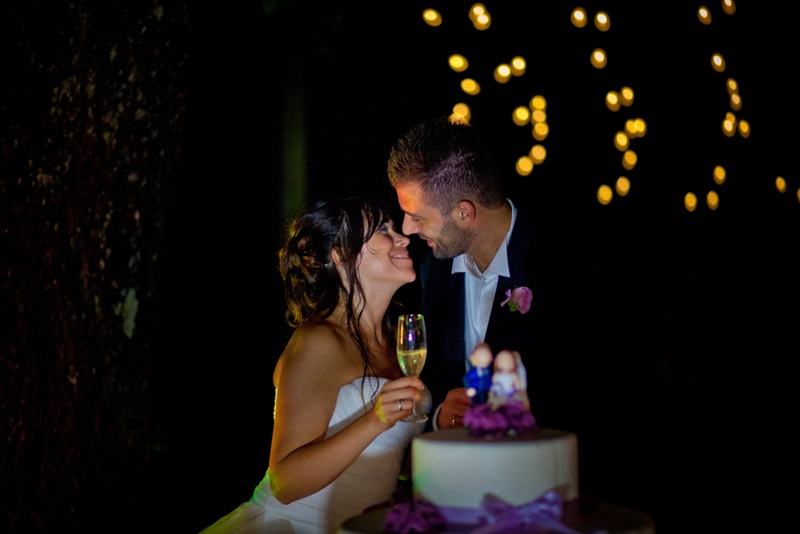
left=488, top=349, right=530, bottom=410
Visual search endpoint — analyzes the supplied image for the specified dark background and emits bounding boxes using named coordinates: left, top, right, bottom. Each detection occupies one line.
left=2, top=1, right=797, bottom=532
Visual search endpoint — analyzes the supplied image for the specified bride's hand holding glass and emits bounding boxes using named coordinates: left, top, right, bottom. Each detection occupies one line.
left=373, top=375, right=425, bottom=426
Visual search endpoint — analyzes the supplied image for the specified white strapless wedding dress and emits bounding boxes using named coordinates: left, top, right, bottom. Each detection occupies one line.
left=200, top=377, right=422, bottom=534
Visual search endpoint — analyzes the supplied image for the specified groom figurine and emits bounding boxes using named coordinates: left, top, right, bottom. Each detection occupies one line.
left=463, top=343, right=493, bottom=406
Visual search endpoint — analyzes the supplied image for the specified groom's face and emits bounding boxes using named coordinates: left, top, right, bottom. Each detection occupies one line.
left=395, top=182, right=472, bottom=260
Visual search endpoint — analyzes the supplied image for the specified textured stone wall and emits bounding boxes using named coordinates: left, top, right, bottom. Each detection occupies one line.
left=1, top=1, right=190, bottom=530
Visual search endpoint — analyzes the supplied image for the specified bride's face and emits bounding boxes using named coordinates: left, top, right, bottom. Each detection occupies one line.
left=358, top=219, right=416, bottom=288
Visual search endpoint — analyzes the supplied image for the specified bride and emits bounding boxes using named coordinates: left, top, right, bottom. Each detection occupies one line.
left=200, top=196, right=427, bottom=533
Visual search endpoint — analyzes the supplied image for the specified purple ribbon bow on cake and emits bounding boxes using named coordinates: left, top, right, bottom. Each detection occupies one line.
left=471, top=491, right=607, bottom=534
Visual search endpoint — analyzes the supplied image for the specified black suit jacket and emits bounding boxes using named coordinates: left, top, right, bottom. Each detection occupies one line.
left=418, top=206, right=559, bottom=426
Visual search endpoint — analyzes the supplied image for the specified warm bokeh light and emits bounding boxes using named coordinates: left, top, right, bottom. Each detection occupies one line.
left=476, top=17, right=490, bottom=30
left=711, top=53, right=726, bottom=72
left=531, top=109, right=546, bottom=123
left=706, top=190, right=719, bottom=210
left=468, top=3, right=491, bottom=29
left=595, top=11, right=610, bottom=31
left=606, top=91, right=621, bottom=111
left=738, top=119, right=751, bottom=138
left=616, top=176, right=631, bottom=196
left=698, top=6, right=711, bottom=24
left=722, top=0, right=736, bottom=15
left=512, top=106, right=530, bottom=126
left=452, top=103, right=471, bottom=122
left=516, top=156, right=533, bottom=176
left=591, top=48, right=607, bottom=69
left=461, top=78, right=480, bottom=95
left=423, top=2, right=762, bottom=218
left=494, top=64, right=511, bottom=84
left=614, top=131, right=629, bottom=151
left=684, top=192, right=698, bottom=212
left=597, top=184, right=613, bottom=205
left=510, top=56, right=526, bottom=76
left=529, top=144, right=546, bottom=164
left=422, top=9, right=442, bottom=27
left=713, top=165, right=726, bottom=185
left=625, top=119, right=637, bottom=137
left=620, top=87, right=634, bottom=106
left=622, top=150, right=637, bottom=170
left=775, top=176, right=786, bottom=193
left=797, top=188, right=800, bottom=203
left=571, top=7, right=587, bottom=28
left=469, top=3, right=486, bottom=21
left=722, top=115, right=736, bottom=137
left=448, top=54, right=468, bottom=72
left=532, top=122, right=549, bottom=141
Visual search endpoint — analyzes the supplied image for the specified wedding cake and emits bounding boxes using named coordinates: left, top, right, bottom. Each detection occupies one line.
left=338, top=347, right=655, bottom=534
left=390, top=348, right=584, bottom=531
left=409, top=427, right=580, bottom=528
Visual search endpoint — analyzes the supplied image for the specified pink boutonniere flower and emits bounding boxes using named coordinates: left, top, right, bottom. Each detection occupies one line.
left=501, top=286, right=532, bottom=314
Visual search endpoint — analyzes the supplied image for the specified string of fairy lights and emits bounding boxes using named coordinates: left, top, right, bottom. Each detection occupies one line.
left=419, top=1, right=798, bottom=212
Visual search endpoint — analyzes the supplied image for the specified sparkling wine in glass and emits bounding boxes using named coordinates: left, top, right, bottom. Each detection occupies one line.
left=396, top=313, right=428, bottom=423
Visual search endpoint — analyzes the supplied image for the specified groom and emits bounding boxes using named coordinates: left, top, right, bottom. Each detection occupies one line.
left=386, top=115, right=581, bottom=432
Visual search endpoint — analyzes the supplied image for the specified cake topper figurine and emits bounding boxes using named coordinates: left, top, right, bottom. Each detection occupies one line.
left=488, top=349, right=530, bottom=410
left=462, top=345, right=537, bottom=438
left=463, top=343, right=493, bottom=406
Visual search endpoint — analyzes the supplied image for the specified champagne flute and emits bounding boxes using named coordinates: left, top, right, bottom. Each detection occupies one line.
left=396, top=313, right=428, bottom=423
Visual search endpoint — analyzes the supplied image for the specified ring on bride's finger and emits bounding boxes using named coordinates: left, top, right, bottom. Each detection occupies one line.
left=451, top=417, right=456, bottom=428
left=397, top=399, right=405, bottom=412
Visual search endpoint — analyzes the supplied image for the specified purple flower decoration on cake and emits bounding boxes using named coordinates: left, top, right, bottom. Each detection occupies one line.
left=500, top=286, right=532, bottom=314
left=383, top=499, right=446, bottom=534
left=463, top=400, right=538, bottom=438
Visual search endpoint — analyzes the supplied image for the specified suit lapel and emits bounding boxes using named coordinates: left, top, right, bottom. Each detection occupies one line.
left=485, top=209, right=533, bottom=348
left=445, top=272, right=466, bottom=367
left=422, top=256, right=466, bottom=369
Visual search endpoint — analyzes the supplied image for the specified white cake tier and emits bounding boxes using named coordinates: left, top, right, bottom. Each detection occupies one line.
left=412, top=427, right=579, bottom=525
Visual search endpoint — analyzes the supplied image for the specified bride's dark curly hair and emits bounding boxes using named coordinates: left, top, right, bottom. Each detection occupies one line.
left=278, top=196, right=398, bottom=376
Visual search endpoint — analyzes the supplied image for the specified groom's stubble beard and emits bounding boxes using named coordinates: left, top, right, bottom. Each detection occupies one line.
left=431, top=215, right=474, bottom=260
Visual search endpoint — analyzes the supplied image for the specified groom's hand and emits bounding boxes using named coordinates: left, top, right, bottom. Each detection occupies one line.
left=437, top=387, right=471, bottom=430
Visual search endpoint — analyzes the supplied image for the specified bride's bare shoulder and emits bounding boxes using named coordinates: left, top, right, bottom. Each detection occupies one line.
left=288, top=318, right=346, bottom=351
left=274, top=319, right=349, bottom=379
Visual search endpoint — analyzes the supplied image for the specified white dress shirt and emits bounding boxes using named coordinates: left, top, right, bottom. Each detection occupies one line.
left=432, top=200, right=518, bottom=430
left=451, top=199, right=517, bottom=371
